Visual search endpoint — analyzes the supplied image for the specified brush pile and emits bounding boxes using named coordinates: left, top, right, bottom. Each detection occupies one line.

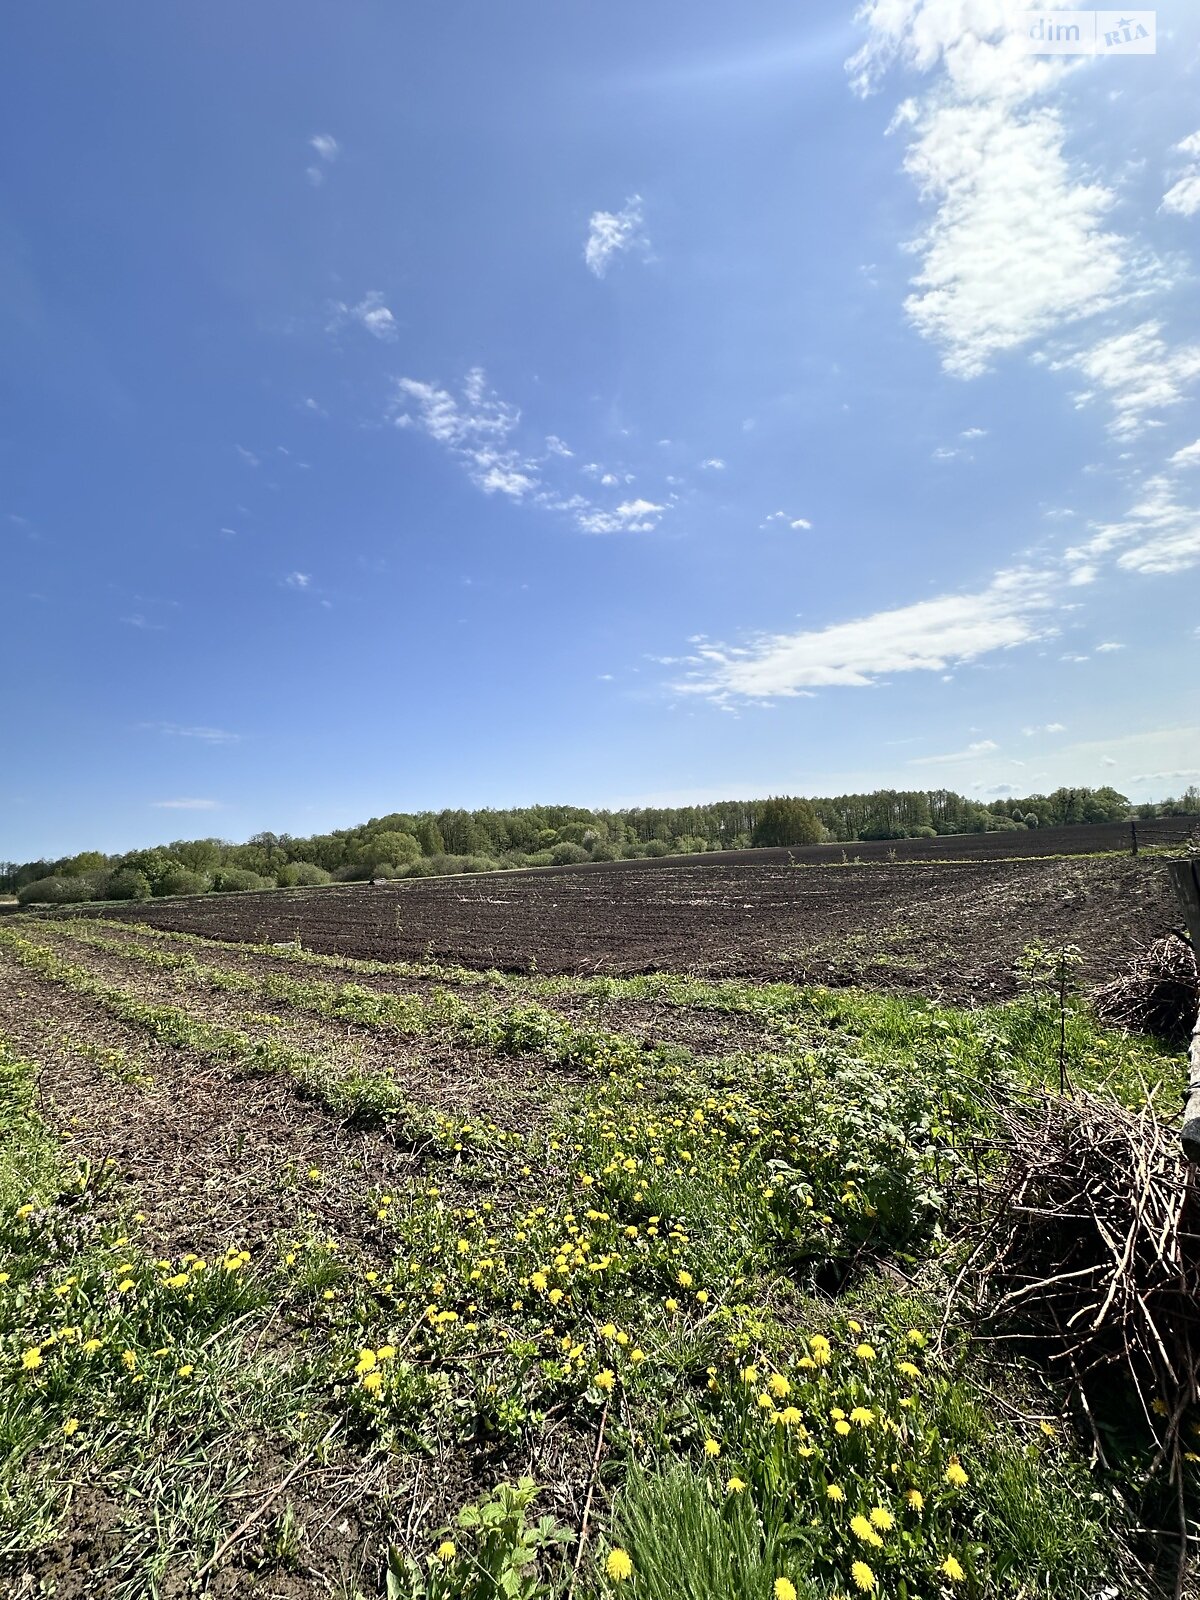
left=1090, top=935, right=1198, bottom=1047
left=966, top=1089, right=1200, bottom=1591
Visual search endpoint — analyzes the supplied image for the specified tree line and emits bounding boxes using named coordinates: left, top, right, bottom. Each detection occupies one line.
left=3, top=783, right=1196, bottom=906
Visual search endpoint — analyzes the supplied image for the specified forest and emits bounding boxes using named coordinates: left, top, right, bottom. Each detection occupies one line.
left=4, top=783, right=1194, bottom=906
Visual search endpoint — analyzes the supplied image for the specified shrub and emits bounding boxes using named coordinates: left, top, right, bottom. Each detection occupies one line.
left=550, top=843, right=589, bottom=866
left=17, top=876, right=92, bottom=906
left=106, top=868, right=152, bottom=902
left=155, top=867, right=210, bottom=897
left=277, top=862, right=331, bottom=887
left=211, top=868, right=273, bottom=894
left=589, top=843, right=619, bottom=862
left=752, top=797, right=822, bottom=848
left=641, top=840, right=672, bottom=858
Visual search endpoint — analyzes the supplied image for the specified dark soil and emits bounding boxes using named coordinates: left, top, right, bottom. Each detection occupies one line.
left=67, top=857, right=1185, bottom=1005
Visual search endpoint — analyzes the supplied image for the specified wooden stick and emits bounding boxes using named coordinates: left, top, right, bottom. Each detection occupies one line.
left=1166, top=862, right=1200, bottom=1163
left=196, top=1420, right=340, bottom=1581
left=566, top=1399, right=610, bottom=1600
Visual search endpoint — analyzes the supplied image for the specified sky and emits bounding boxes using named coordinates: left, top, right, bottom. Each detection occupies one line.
left=2, top=1, right=1199, bottom=862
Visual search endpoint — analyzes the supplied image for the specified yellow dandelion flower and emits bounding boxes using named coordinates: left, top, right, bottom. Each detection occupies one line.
left=769, top=1373, right=791, bottom=1398
left=941, top=1555, right=966, bottom=1582
left=696, top=1289, right=709, bottom=1304
left=355, top=1349, right=377, bottom=1374
left=1039, top=1420, right=1057, bottom=1437
left=826, top=1484, right=845, bottom=1502
left=605, top=1547, right=634, bottom=1582
left=850, top=1560, right=876, bottom=1592
left=62, top=1418, right=80, bottom=1436
left=116, top=1279, right=135, bottom=1294
left=854, top=1343, right=876, bottom=1361
left=21, top=1348, right=42, bottom=1371
left=907, top=1329, right=927, bottom=1347
left=595, top=1369, right=616, bottom=1391
left=435, top=1540, right=457, bottom=1561
left=850, top=1515, right=883, bottom=1548
left=774, top=1581, right=797, bottom=1600
left=703, top=1438, right=721, bottom=1457
left=944, top=1458, right=969, bottom=1488
left=809, top=1333, right=831, bottom=1365
left=834, top=1419, right=851, bottom=1436
left=849, top=1407, right=873, bottom=1427
left=177, top=1364, right=194, bottom=1377
left=677, top=1270, right=693, bottom=1288
left=741, top=1365, right=759, bottom=1385
left=897, top=1361, right=921, bottom=1379
left=362, top=1371, right=384, bottom=1394
left=869, top=1507, right=894, bottom=1531
left=906, top=1489, right=924, bottom=1512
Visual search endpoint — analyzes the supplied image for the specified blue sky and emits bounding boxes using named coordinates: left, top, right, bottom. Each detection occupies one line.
left=3, top=1, right=1199, bottom=861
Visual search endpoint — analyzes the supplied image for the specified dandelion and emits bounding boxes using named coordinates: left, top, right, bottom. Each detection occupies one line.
left=664, top=1297, right=679, bottom=1313
left=307, top=1167, right=321, bottom=1181
left=850, top=1561, right=877, bottom=1592
left=774, top=1581, right=797, bottom=1600
left=605, top=1547, right=634, bottom=1582
left=677, top=1270, right=693, bottom=1288
left=869, top=1507, right=894, bottom=1531
left=1039, top=1420, right=1057, bottom=1437
left=854, top=1343, right=876, bottom=1362
left=741, top=1366, right=759, bottom=1385
left=849, top=1407, right=873, bottom=1427
left=809, top=1334, right=831, bottom=1365
left=834, top=1419, right=851, bottom=1436
left=121, top=1350, right=137, bottom=1372
left=850, top=1515, right=883, bottom=1549
left=177, top=1365, right=194, bottom=1377
left=355, top=1350, right=377, bottom=1374
left=116, top=1279, right=135, bottom=1294
left=907, top=1329, right=927, bottom=1347
left=897, top=1361, right=921, bottom=1380
left=696, top=1289, right=709, bottom=1305
left=595, top=1370, right=616, bottom=1391
left=826, top=1484, right=845, bottom=1502
left=940, top=1555, right=966, bottom=1582
left=779, top=1407, right=802, bottom=1427
left=600, top=1323, right=618, bottom=1340
left=769, top=1373, right=791, bottom=1399
left=944, top=1458, right=969, bottom=1488
left=703, top=1439, right=721, bottom=1457
left=62, top=1418, right=79, bottom=1436
left=21, top=1348, right=42, bottom=1371
left=435, top=1540, right=457, bottom=1561
left=906, top=1489, right=924, bottom=1512
left=362, top=1371, right=383, bottom=1394
left=726, top=1477, right=746, bottom=1494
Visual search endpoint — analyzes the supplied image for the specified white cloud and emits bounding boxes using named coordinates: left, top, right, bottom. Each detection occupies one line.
left=1169, top=438, right=1200, bottom=469
left=1022, top=723, right=1066, bottom=736
left=142, top=722, right=240, bottom=744
left=674, top=566, right=1056, bottom=703
left=1095, top=641, right=1124, bottom=652
left=932, top=446, right=961, bottom=461
left=235, top=445, right=260, bottom=467
left=327, top=290, right=398, bottom=342
left=152, top=798, right=220, bottom=811
left=961, top=426, right=987, bottom=439
left=120, top=614, right=166, bottom=631
left=306, top=133, right=339, bottom=186
left=585, top=195, right=649, bottom=278
left=850, top=4, right=1160, bottom=380
left=391, top=368, right=670, bottom=533
left=909, top=738, right=999, bottom=766
left=1068, top=472, right=1200, bottom=576
left=700, top=458, right=726, bottom=470
left=545, top=435, right=573, bottom=458
left=284, top=571, right=311, bottom=589
left=763, top=511, right=813, bottom=531
left=577, top=498, right=667, bottom=536
left=1162, top=129, right=1200, bottom=217
left=1059, top=322, right=1200, bottom=438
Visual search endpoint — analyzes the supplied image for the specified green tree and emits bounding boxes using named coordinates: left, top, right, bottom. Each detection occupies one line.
left=751, top=797, right=822, bottom=848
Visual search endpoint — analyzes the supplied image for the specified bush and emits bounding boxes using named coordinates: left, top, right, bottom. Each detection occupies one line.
left=752, top=796, right=823, bottom=848
left=550, top=842, right=589, bottom=866
left=211, top=868, right=273, bottom=894
left=17, top=876, right=93, bottom=906
left=909, top=825, right=938, bottom=839
left=640, top=840, right=672, bottom=858
left=155, top=867, right=210, bottom=897
left=589, top=843, right=619, bottom=862
left=277, top=862, right=331, bottom=887
left=106, top=867, right=152, bottom=902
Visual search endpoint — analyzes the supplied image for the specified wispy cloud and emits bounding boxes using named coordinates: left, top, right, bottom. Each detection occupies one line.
left=585, top=195, right=650, bottom=278
left=151, top=798, right=220, bottom=811
left=284, top=571, right=312, bottom=589
left=762, top=511, right=812, bottom=531
left=391, top=367, right=671, bottom=536
left=1057, top=322, right=1200, bottom=439
left=306, top=132, right=339, bottom=186
left=1022, top=723, right=1067, bottom=736
left=674, top=567, right=1056, bottom=705
left=141, top=722, right=241, bottom=744
left=120, top=614, right=166, bottom=632
left=328, top=290, right=398, bottom=342
left=1161, top=129, right=1200, bottom=218
left=235, top=445, right=260, bottom=467
left=908, top=739, right=999, bottom=766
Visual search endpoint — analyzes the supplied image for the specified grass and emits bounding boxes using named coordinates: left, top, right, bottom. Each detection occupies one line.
left=0, top=911, right=1190, bottom=1596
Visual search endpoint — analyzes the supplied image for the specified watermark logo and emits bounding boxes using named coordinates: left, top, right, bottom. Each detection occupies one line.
left=1018, top=11, right=1156, bottom=54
